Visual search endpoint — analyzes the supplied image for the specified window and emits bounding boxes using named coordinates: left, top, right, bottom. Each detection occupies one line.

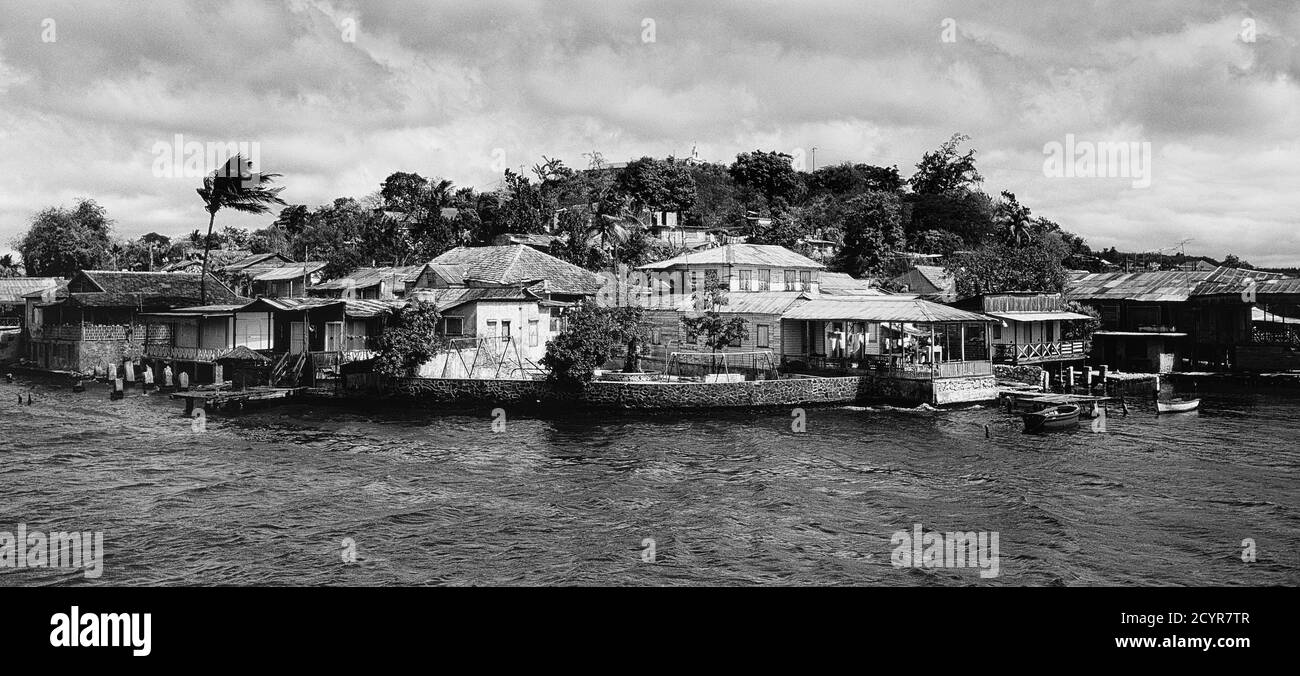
left=784, top=270, right=797, bottom=290
left=528, top=320, right=539, bottom=347
left=500, top=320, right=511, bottom=342
left=992, top=323, right=1002, bottom=340
left=324, top=322, right=344, bottom=352
left=486, top=320, right=497, bottom=338
left=739, top=269, right=753, bottom=290
left=1045, top=321, right=1055, bottom=343
left=441, top=316, right=464, bottom=336
left=758, top=269, right=770, bottom=291
left=800, top=271, right=812, bottom=291
left=756, top=324, right=770, bottom=348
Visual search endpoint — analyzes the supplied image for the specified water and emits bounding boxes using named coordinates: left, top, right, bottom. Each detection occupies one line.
left=1, top=375, right=1297, bottom=586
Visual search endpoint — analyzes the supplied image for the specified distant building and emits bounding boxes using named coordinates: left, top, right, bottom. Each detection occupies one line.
left=638, top=243, right=825, bottom=293
left=952, top=293, right=1093, bottom=367
left=310, top=266, right=424, bottom=300
left=890, top=265, right=956, bottom=302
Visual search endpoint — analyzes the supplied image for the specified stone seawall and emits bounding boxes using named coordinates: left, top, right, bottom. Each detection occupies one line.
left=348, top=372, right=1001, bottom=409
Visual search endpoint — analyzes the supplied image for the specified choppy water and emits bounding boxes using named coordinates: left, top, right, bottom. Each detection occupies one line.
left=1, top=374, right=1297, bottom=586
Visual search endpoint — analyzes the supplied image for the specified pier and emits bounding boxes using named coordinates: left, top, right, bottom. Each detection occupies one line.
left=170, top=386, right=305, bottom=413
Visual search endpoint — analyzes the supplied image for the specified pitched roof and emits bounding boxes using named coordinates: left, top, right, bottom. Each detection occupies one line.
left=819, top=272, right=886, bottom=296
left=234, top=297, right=404, bottom=318
left=312, top=266, right=424, bottom=291
left=0, top=277, right=61, bottom=304
left=782, top=295, right=992, bottom=323
left=252, top=262, right=327, bottom=281
left=220, top=252, right=289, bottom=273
left=429, top=245, right=604, bottom=295
left=408, top=286, right=540, bottom=311
left=61, top=271, right=243, bottom=308
left=1067, top=266, right=1292, bottom=302
left=639, top=244, right=824, bottom=270
left=216, top=345, right=271, bottom=363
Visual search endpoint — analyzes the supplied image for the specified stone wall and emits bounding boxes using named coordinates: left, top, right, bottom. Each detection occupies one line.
left=993, top=364, right=1044, bottom=386
left=347, top=371, right=1001, bottom=409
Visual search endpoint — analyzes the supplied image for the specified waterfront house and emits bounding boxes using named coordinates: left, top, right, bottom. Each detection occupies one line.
left=417, top=245, right=605, bottom=301
left=309, top=265, right=424, bottom=300
left=1180, top=275, right=1300, bottom=372
left=25, top=271, right=243, bottom=373
left=1066, top=266, right=1290, bottom=372
left=0, top=277, right=61, bottom=329
left=951, top=292, right=1093, bottom=368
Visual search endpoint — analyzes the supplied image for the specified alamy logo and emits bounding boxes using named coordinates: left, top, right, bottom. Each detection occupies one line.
left=890, top=523, right=1000, bottom=578
left=0, top=523, right=103, bottom=579
left=50, top=606, right=151, bottom=657
left=1043, top=134, right=1152, bottom=189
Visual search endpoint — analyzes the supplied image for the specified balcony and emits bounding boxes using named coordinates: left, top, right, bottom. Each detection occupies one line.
left=28, top=323, right=144, bottom=341
left=992, top=340, right=1087, bottom=365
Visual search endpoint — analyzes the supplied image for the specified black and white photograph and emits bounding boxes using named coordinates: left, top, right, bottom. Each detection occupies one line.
left=0, top=0, right=1295, bottom=660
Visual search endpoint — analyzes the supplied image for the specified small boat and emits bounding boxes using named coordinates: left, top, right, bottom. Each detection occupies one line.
left=1156, top=398, right=1200, bottom=414
left=1022, top=404, right=1081, bottom=432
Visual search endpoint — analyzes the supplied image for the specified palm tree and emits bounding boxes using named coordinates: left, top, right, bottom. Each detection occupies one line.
left=997, top=190, right=1032, bottom=247
left=196, top=155, right=286, bottom=303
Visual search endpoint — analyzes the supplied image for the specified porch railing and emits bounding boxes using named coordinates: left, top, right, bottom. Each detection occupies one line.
left=796, top=356, right=993, bottom=379
left=993, top=340, right=1087, bottom=364
left=29, top=323, right=145, bottom=341
left=144, top=344, right=226, bottom=362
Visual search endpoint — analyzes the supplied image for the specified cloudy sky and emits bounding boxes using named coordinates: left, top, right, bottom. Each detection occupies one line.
left=1, top=0, right=1297, bottom=265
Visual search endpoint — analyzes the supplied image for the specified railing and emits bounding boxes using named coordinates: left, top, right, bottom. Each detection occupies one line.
left=309, top=350, right=376, bottom=370
left=1251, top=327, right=1300, bottom=346
left=29, top=323, right=145, bottom=341
left=993, top=340, right=1087, bottom=364
left=0, top=317, right=20, bottom=328
left=797, top=356, right=993, bottom=379
left=144, top=344, right=226, bottom=362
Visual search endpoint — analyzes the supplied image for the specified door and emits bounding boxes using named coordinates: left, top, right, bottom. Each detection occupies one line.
left=324, top=322, right=344, bottom=352
left=289, top=322, right=305, bottom=355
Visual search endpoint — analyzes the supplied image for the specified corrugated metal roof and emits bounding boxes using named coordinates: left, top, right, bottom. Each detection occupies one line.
left=782, top=296, right=993, bottom=323
left=1252, top=307, right=1300, bottom=324
left=252, top=262, right=327, bottom=281
left=639, top=244, right=824, bottom=270
left=428, top=245, right=603, bottom=295
left=664, top=291, right=810, bottom=315
left=819, top=272, right=886, bottom=296
left=1069, top=266, right=1294, bottom=301
left=313, top=266, right=423, bottom=290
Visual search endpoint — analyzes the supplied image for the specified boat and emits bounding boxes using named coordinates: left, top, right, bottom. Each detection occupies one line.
left=1021, top=404, right=1081, bottom=432
left=1156, top=398, right=1200, bottom=414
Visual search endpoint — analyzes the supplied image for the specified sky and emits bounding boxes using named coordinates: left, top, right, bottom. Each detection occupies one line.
left=1, top=0, right=1297, bottom=266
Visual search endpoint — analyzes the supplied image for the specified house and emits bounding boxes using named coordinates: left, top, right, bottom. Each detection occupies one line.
left=0, top=277, right=61, bottom=329
left=637, top=244, right=825, bottom=293
left=1180, top=275, right=1300, bottom=372
left=952, top=293, right=1093, bottom=367
left=638, top=291, right=813, bottom=373
left=245, top=262, right=327, bottom=298
left=309, top=266, right=424, bottom=300
left=405, top=245, right=607, bottom=377
left=492, top=233, right=561, bottom=250
left=25, top=271, right=243, bottom=372
left=1066, top=266, right=1290, bottom=372
left=890, top=265, right=956, bottom=302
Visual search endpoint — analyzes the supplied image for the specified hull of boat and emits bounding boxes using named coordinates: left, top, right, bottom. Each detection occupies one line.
left=1157, top=398, right=1200, bottom=413
left=1022, top=404, right=1081, bottom=432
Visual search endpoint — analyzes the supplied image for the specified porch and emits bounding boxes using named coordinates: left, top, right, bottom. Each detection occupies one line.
left=992, top=339, right=1088, bottom=365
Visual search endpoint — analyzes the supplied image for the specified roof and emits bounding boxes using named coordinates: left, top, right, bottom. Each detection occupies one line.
left=139, top=304, right=243, bottom=318
left=312, top=266, right=424, bottom=291
left=235, top=297, right=404, bottom=318
left=782, top=296, right=993, bottom=323
left=986, top=311, right=1094, bottom=322
left=61, top=271, right=243, bottom=308
left=219, top=252, right=288, bottom=273
left=0, top=277, right=61, bottom=304
left=409, top=287, right=541, bottom=311
left=429, top=245, right=604, bottom=295
left=492, top=233, right=560, bottom=248
left=638, top=244, right=825, bottom=271
left=252, top=262, right=327, bottom=281
left=1253, top=307, right=1300, bottom=324
left=216, top=345, right=271, bottom=363
left=663, top=291, right=811, bottom=315
left=424, top=264, right=465, bottom=286
left=1067, top=266, right=1292, bottom=302
left=160, top=259, right=202, bottom=272
left=818, top=272, right=886, bottom=296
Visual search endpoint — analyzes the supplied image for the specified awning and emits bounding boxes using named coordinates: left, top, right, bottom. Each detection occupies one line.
left=782, top=297, right=992, bottom=323
left=987, top=311, right=1094, bottom=322
left=1094, top=331, right=1187, bottom=337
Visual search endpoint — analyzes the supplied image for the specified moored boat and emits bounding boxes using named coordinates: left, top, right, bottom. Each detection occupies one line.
left=1156, top=398, right=1200, bottom=414
left=1022, top=404, right=1081, bottom=432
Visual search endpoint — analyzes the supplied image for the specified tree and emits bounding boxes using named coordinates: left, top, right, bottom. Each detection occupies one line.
left=541, top=300, right=621, bottom=388
left=1062, top=300, right=1102, bottom=356
left=994, top=190, right=1033, bottom=247
left=911, top=229, right=964, bottom=257
left=196, top=155, right=286, bottom=303
left=680, top=311, right=750, bottom=367
left=832, top=191, right=905, bottom=278
left=946, top=233, right=1070, bottom=297
left=372, top=300, right=447, bottom=377
left=15, top=199, right=114, bottom=277
left=610, top=306, right=652, bottom=373
left=909, top=133, right=982, bottom=195
left=614, top=156, right=697, bottom=214
left=684, top=162, right=745, bottom=231
left=807, top=163, right=903, bottom=197
left=729, top=150, right=804, bottom=212
left=0, top=254, right=23, bottom=277
left=1223, top=254, right=1252, bottom=270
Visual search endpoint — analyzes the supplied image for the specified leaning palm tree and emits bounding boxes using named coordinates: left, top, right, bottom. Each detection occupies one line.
left=196, top=155, right=286, bottom=303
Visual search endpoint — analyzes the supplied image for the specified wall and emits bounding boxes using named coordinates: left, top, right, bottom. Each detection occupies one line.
left=347, top=372, right=1001, bottom=408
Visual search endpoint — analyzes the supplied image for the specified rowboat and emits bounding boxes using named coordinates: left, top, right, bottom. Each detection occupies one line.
left=1156, top=398, right=1200, bottom=414
left=1022, top=404, right=1081, bottom=432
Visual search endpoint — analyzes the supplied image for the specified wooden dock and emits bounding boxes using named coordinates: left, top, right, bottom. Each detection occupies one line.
left=171, top=386, right=305, bottom=413
left=998, top=389, right=1117, bottom=415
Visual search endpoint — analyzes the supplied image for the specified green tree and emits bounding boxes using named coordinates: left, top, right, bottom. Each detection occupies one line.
left=614, top=156, right=698, bottom=213
left=995, top=191, right=1033, bottom=247
left=372, top=300, right=447, bottom=377
left=909, top=133, right=983, bottom=195
left=946, top=233, right=1070, bottom=297
left=832, top=191, right=905, bottom=278
left=15, top=199, right=114, bottom=277
left=196, top=155, right=286, bottom=303
left=729, top=150, right=804, bottom=212
left=541, top=300, right=620, bottom=389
